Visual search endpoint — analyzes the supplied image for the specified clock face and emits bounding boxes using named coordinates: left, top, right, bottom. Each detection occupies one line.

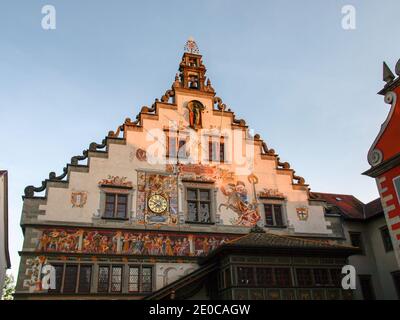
left=148, top=194, right=168, bottom=214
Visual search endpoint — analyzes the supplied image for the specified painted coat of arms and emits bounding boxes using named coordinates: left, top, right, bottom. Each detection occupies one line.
left=296, top=207, right=309, bottom=221
left=71, top=191, right=87, bottom=208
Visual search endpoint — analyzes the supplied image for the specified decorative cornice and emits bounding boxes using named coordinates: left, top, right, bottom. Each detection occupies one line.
left=23, top=137, right=124, bottom=198
left=363, top=152, right=400, bottom=177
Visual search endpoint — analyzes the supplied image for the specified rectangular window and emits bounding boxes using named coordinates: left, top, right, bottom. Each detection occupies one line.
left=63, top=265, right=78, bottom=293
left=208, top=137, right=225, bottom=163
left=275, top=268, right=292, bottom=287
left=167, top=134, right=189, bottom=160
left=359, top=275, right=376, bottom=300
left=220, top=139, right=225, bottom=163
left=349, top=232, right=365, bottom=254
left=394, top=176, right=400, bottom=204
left=111, top=266, right=123, bottom=292
left=167, top=135, right=177, bottom=158
left=208, top=140, right=218, bottom=162
left=98, top=266, right=110, bottom=293
left=128, top=265, right=153, bottom=293
left=128, top=266, right=139, bottom=292
left=178, top=138, right=187, bottom=159
left=104, top=193, right=128, bottom=219
left=48, top=263, right=93, bottom=294
left=237, top=267, right=255, bottom=286
left=392, top=271, right=400, bottom=299
left=78, top=265, right=92, bottom=293
left=224, top=268, right=231, bottom=288
left=380, top=226, right=394, bottom=252
left=186, top=188, right=212, bottom=223
left=256, top=268, right=274, bottom=286
left=313, top=268, right=330, bottom=286
left=264, top=204, right=285, bottom=227
left=329, top=269, right=342, bottom=287
left=141, top=267, right=153, bottom=292
left=296, top=268, right=313, bottom=287
left=49, top=264, right=64, bottom=293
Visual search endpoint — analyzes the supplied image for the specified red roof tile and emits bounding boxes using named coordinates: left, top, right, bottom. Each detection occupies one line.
left=311, top=192, right=382, bottom=220
left=364, top=198, right=383, bottom=219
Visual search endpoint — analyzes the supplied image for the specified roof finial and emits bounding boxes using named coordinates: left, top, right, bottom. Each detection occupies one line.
left=184, top=37, right=200, bottom=54
left=383, top=61, right=395, bottom=83
left=395, top=58, right=400, bottom=76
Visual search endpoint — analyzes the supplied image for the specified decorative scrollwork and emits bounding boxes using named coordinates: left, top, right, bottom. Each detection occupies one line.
left=261, top=141, right=275, bottom=155
left=89, top=138, right=107, bottom=151
left=49, top=167, right=68, bottom=181
left=71, top=150, right=88, bottom=166
left=161, top=89, right=175, bottom=103
left=233, top=117, right=246, bottom=126
left=24, top=181, right=46, bottom=197
left=108, top=125, right=123, bottom=138
left=368, top=149, right=383, bottom=166
left=293, top=171, right=306, bottom=185
left=384, top=91, right=396, bottom=105
left=277, top=157, right=290, bottom=169
left=213, top=97, right=227, bottom=111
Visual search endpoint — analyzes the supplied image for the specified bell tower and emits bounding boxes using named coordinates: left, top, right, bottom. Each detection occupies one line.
left=177, top=37, right=214, bottom=93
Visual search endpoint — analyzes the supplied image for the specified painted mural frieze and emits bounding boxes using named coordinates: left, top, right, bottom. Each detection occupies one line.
left=38, top=229, right=84, bottom=252
left=98, top=175, right=133, bottom=188
left=70, top=191, right=88, bottom=208
left=35, top=228, right=237, bottom=257
left=136, top=171, right=178, bottom=225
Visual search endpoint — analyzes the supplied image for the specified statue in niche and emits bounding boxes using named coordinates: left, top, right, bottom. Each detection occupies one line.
left=187, top=100, right=205, bottom=130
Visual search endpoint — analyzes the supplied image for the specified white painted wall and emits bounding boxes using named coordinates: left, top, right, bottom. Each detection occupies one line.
left=344, top=217, right=399, bottom=300
left=155, top=263, right=198, bottom=290
left=37, top=90, right=331, bottom=235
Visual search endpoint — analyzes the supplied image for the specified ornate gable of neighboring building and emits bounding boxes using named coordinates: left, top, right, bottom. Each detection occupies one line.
left=367, top=60, right=400, bottom=170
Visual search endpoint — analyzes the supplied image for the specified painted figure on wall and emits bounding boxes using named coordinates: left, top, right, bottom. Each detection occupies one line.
left=220, top=181, right=261, bottom=227
left=38, top=229, right=82, bottom=252
left=186, top=100, right=204, bottom=130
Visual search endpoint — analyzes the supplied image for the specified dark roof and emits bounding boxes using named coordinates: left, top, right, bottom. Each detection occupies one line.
left=222, top=231, right=355, bottom=250
left=364, top=198, right=383, bottom=219
left=145, top=229, right=359, bottom=300
left=200, top=230, right=359, bottom=264
left=311, top=192, right=383, bottom=220
left=144, top=262, right=218, bottom=300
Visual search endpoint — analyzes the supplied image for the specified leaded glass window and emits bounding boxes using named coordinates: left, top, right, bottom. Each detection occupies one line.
left=186, top=188, right=212, bottom=223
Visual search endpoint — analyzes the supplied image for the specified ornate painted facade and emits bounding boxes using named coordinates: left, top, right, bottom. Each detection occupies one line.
left=16, top=39, right=362, bottom=299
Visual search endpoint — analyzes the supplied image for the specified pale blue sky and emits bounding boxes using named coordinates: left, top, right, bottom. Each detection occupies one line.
left=1, top=0, right=400, bottom=276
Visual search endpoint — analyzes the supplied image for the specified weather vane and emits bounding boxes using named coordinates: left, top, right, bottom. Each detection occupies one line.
left=184, top=36, right=200, bottom=54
